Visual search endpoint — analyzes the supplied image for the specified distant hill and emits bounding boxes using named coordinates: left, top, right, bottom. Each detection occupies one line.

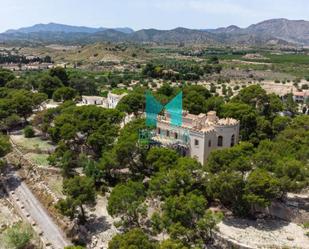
left=1, top=19, right=308, bottom=46
left=208, top=19, right=309, bottom=45
left=4, top=23, right=134, bottom=34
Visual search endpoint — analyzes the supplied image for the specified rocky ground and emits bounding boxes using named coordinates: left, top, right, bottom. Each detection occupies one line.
left=0, top=188, right=21, bottom=249
left=217, top=217, right=309, bottom=249
left=86, top=195, right=119, bottom=249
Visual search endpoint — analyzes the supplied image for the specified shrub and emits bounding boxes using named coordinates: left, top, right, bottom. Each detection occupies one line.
left=4, top=222, right=33, bottom=249
left=301, top=84, right=309, bottom=90
left=24, top=126, right=35, bottom=138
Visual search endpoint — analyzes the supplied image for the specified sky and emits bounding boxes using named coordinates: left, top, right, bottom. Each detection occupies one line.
left=0, top=0, right=308, bottom=32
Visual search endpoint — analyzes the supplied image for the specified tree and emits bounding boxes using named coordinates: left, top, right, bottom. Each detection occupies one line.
left=107, top=181, right=146, bottom=227
left=6, top=78, right=31, bottom=90
left=256, top=116, right=272, bottom=140
left=244, top=169, right=281, bottom=208
left=207, top=171, right=249, bottom=215
left=275, top=158, right=307, bottom=192
left=162, top=192, right=223, bottom=246
left=49, top=67, right=69, bottom=85
left=182, top=85, right=212, bottom=115
left=108, top=228, right=158, bottom=249
left=157, top=83, right=176, bottom=97
left=232, top=85, right=268, bottom=110
left=266, top=93, right=283, bottom=117
left=206, top=142, right=254, bottom=174
left=10, top=90, right=34, bottom=120
left=183, top=91, right=206, bottom=115
left=0, top=135, right=11, bottom=157
left=149, top=157, right=203, bottom=198
left=220, top=102, right=257, bottom=141
left=24, top=126, right=35, bottom=138
left=56, top=176, right=96, bottom=222
left=162, top=192, right=207, bottom=230
left=0, top=68, right=15, bottom=87
left=52, top=87, right=77, bottom=102
left=284, top=93, right=297, bottom=114
left=272, top=116, right=291, bottom=135
left=204, top=96, right=224, bottom=113
left=100, top=118, right=147, bottom=178
left=38, top=75, right=63, bottom=98
left=32, top=92, right=48, bottom=110
left=116, top=92, right=145, bottom=116
left=159, top=239, right=188, bottom=249
left=69, top=76, right=97, bottom=95
left=47, top=105, right=123, bottom=156
left=146, top=147, right=179, bottom=173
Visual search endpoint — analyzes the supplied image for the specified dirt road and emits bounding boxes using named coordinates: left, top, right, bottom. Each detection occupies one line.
left=4, top=170, right=70, bottom=249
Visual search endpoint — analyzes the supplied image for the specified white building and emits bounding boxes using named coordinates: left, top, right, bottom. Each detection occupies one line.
left=81, top=96, right=108, bottom=107
left=107, top=92, right=127, bottom=109
left=80, top=92, right=127, bottom=109
left=293, top=91, right=309, bottom=103
left=153, top=111, right=240, bottom=165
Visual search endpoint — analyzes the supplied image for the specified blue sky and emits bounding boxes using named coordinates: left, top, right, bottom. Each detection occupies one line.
left=1, top=0, right=308, bottom=32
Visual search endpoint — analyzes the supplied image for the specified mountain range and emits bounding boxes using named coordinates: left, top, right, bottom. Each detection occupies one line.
left=0, top=19, right=308, bottom=46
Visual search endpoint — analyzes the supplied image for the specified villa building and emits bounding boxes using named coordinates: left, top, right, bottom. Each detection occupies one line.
left=80, top=91, right=127, bottom=109
left=153, top=111, right=240, bottom=165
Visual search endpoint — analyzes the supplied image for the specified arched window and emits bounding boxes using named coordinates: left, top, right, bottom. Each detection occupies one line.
left=231, top=134, right=235, bottom=147
left=217, top=136, right=223, bottom=147
left=208, top=140, right=211, bottom=147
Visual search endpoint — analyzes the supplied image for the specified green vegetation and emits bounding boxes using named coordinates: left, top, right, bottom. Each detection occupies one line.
left=3, top=222, right=33, bottom=249
left=0, top=135, right=11, bottom=157
left=108, top=228, right=157, bottom=249
left=23, top=126, right=35, bottom=138
left=142, top=58, right=222, bottom=81
left=56, top=176, right=96, bottom=222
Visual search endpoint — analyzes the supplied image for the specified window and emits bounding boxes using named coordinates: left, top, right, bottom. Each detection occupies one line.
left=158, top=128, right=161, bottom=135
left=194, top=139, right=199, bottom=146
left=208, top=140, right=211, bottom=147
left=174, top=132, right=178, bottom=139
left=166, top=130, right=170, bottom=137
left=231, top=134, right=235, bottom=147
left=218, top=136, right=223, bottom=147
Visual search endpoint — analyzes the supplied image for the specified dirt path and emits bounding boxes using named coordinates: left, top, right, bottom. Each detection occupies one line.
left=4, top=169, right=70, bottom=249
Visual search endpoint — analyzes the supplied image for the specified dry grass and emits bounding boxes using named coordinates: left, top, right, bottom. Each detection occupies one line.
left=10, top=135, right=55, bottom=153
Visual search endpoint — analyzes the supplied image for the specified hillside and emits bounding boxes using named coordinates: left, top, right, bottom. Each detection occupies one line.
left=0, top=19, right=308, bottom=46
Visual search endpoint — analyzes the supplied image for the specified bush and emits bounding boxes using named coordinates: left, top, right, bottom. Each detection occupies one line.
left=24, top=126, right=35, bottom=138
left=4, top=222, right=33, bottom=249
left=301, top=84, right=309, bottom=90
